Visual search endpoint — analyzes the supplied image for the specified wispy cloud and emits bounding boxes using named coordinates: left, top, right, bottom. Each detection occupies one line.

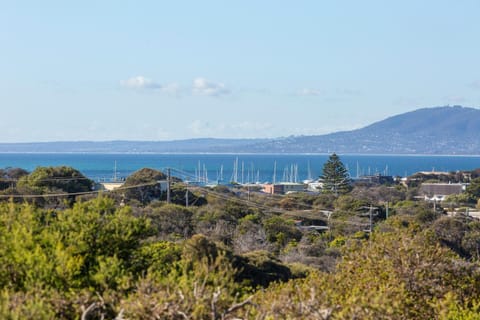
left=297, top=87, right=360, bottom=98
left=161, top=82, right=182, bottom=96
left=188, top=120, right=211, bottom=135
left=121, top=76, right=232, bottom=97
left=188, top=120, right=273, bottom=137
left=121, top=76, right=162, bottom=89
left=443, top=95, right=467, bottom=104
left=337, top=88, right=361, bottom=96
left=120, top=76, right=182, bottom=96
left=469, top=81, right=480, bottom=89
left=297, top=88, right=321, bottom=96
left=192, top=77, right=230, bottom=96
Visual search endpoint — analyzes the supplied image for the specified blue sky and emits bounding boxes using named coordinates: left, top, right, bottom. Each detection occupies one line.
left=1, top=1, right=479, bottom=142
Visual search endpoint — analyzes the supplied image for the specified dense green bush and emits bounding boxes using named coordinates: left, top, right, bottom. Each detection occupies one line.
left=1, top=164, right=480, bottom=319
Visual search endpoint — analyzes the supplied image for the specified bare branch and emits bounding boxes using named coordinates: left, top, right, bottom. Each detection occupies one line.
left=221, top=295, right=255, bottom=320
left=81, top=302, right=97, bottom=320
left=114, top=309, right=125, bottom=320
left=211, top=287, right=221, bottom=320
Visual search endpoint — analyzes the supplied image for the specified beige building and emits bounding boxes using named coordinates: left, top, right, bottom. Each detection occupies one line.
left=262, top=183, right=305, bottom=195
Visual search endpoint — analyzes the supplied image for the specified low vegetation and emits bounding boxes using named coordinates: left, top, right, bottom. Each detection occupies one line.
left=0, top=164, right=480, bottom=319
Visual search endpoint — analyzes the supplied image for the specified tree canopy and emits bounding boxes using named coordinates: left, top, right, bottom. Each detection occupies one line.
left=17, top=166, right=94, bottom=194
left=122, top=168, right=168, bottom=204
left=12, top=166, right=94, bottom=207
left=0, top=167, right=29, bottom=190
left=320, top=153, right=352, bottom=195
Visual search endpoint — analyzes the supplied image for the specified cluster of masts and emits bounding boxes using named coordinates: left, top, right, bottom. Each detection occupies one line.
left=282, top=164, right=300, bottom=183
left=194, top=162, right=210, bottom=184
left=193, top=158, right=307, bottom=186
left=190, top=159, right=392, bottom=186
left=109, top=160, right=392, bottom=186
left=354, top=162, right=389, bottom=178
left=194, top=158, right=262, bottom=185
left=230, top=157, right=261, bottom=184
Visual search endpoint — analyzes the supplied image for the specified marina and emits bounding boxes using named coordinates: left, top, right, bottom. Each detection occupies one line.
left=0, top=153, right=479, bottom=184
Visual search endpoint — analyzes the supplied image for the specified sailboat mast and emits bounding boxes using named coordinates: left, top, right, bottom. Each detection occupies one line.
left=273, top=161, right=277, bottom=184
left=241, top=161, right=244, bottom=184
left=198, top=161, right=201, bottom=182
left=235, top=157, right=239, bottom=183
left=307, top=161, right=312, bottom=180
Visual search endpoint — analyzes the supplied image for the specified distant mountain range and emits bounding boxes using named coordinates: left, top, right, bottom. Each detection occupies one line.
left=2, top=106, right=480, bottom=154
left=243, top=105, right=480, bottom=154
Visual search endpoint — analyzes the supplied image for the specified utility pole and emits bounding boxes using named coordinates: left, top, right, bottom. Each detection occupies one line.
left=324, top=210, right=333, bottom=241
left=167, top=168, right=171, bottom=204
left=359, top=205, right=377, bottom=234
left=369, top=205, right=373, bottom=233
left=185, top=183, right=189, bottom=207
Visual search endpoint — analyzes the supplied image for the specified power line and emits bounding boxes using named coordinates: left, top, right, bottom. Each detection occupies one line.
left=0, top=181, right=158, bottom=199
left=170, top=167, right=316, bottom=212
left=0, top=171, right=374, bottom=230
left=0, top=176, right=93, bottom=182
left=185, top=184, right=284, bottom=213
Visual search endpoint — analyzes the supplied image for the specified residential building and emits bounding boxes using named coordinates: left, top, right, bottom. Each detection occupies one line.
left=420, top=182, right=466, bottom=202
left=262, top=182, right=305, bottom=194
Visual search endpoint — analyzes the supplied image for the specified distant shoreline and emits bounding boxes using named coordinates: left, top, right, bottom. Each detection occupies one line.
left=1, top=151, right=480, bottom=157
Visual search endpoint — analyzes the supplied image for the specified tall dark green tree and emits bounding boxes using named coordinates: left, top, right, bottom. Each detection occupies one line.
left=320, top=153, right=352, bottom=195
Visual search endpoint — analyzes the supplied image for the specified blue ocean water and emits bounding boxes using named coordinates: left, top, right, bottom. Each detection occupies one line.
left=0, top=153, right=479, bottom=183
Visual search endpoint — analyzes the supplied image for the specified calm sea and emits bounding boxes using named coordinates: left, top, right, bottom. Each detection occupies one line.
left=0, top=153, right=479, bottom=183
